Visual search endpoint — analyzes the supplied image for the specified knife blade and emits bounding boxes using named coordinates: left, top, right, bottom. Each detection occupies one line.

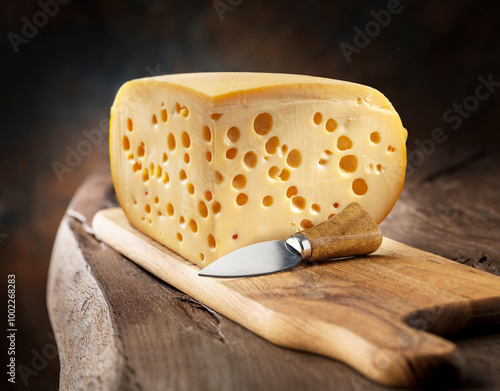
left=199, top=202, right=382, bottom=278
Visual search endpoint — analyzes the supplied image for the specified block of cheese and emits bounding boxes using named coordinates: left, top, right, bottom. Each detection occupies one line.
left=110, top=73, right=407, bottom=267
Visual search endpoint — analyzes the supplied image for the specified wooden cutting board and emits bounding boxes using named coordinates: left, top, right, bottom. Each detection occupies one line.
left=93, top=207, right=500, bottom=388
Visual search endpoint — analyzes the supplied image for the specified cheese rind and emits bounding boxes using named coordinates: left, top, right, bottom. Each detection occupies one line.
left=110, top=73, right=407, bottom=267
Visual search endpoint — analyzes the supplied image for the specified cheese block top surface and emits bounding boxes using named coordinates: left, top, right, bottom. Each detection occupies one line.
left=110, top=72, right=407, bottom=267
left=118, top=72, right=394, bottom=108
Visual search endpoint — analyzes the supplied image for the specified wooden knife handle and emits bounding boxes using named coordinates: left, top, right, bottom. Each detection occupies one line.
left=300, top=202, right=382, bottom=262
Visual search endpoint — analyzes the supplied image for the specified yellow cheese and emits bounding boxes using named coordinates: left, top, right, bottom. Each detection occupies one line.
left=110, top=72, right=407, bottom=267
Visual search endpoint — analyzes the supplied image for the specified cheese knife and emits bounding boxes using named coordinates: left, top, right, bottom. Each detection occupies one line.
left=199, top=202, right=382, bottom=278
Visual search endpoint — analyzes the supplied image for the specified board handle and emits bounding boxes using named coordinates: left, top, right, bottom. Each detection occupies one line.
left=287, top=202, right=382, bottom=262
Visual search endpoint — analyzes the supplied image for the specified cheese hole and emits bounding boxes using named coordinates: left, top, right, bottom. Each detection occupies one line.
left=155, top=166, right=163, bottom=178
left=206, top=151, right=212, bottom=162
left=376, top=164, right=385, bottom=173
left=181, top=132, right=191, bottom=148
left=333, top=202, right=339, bottom=208
left=200, top=253, right=205, bottom=261
left=387, top=145, right=396, bottom=152
left=142, top=168, right=149, bottom=182
left=128, top=153, right=134, bottom=161
left=232, top=234, right=238, bottom=240
left=268, top=166, right=280, bottom=180
left=313, top=112, right=322, bottom=125
left=137, top=143, right=145, bottom=158
left=226, top=127, right=240, bottom=143
left=265, top=137, right=279, bottom=154
left=286, top=186, right=298, bottom=198
left=300, top=219, right=314, bottom=229
left=162, top=172, right=170, bottom=185
left=337, top=136, right=353, bottom=151
left=254, top=113, right=273, bottom=135
left=292, top=196, right=306, bottom=211
left=311, top=203, right=321, bottom=214
left=187, top=183, right=195, bottom=195
left=215, top=171, right=224, bottom=184
left=184, top=153, right=190, bottom=164
left=232, top=174, right=247, bottom=190
left=166, top=203, right=174, bottom=216
left=370, top=132, right=381, bottom=144
left=326, top=119, right=338, bottom=133
left=328, top=213, right=336, bottom=219
left=226, top=148, right=237, bottom=159
left=145, top=204, right=151, bottom=214
left=207, top=234, right=216, bottom=250
left=199, top=201, right=208, bottom=218
left=152, top=114, right=158, bottom=125
left=236, top=193, right=248, bottom=206
left=205, top=191, right=213, bottom=201
left=286, top=149, right=302, bottom=168
left=339, top=155, right=358, bottom=173
left=353, top=178, right=368, bottom=196
left=279, top=168, right=290, bottom=181
left=177, top=233, right=183, bottom=242
left=149, top=162, right=155, bottom=173
left=167, top=133, right=176, bottom=151
left=133, top=162, right=142, bottom=172
left=243, top=151, right=257, bottom=169
left=127, top=118, right=133, bottom=132
left=262, top=196, right=273, bottom=207
left=122, top=135, right=130, bottom=151
left=189, top=219, right=198, bottom=233
left=179, top=216, right=185, bottom=226
left=319, top=150, right=333, bottom=165
left=154, top=196, right=159, bottom=204
left=212, top=201, right=221, bottom=215
left=322, top=150, right=333, bottom=158
left=203, top=126, right=212, bottom=143
left=161, top=107, right=168, bottom=123
left=179, top=169, right=187, bottom=182
left=211, top=113, right=222, bottom=120
left=162, top=153, right=168, bottom=163
left=281, top=145, right=288, bottom=155
left=173, top=103, right=188, bottom=118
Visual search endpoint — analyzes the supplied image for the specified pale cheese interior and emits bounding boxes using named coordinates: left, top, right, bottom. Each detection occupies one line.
left=110, top=73, right=407, bottom=267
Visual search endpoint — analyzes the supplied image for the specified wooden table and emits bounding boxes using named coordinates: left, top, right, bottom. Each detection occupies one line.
left=47, top=147, right=500, bottom=391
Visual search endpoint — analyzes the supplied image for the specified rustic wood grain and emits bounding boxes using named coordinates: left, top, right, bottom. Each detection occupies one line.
left=302, top=202, right=382, bottom=261
left=47, top=148, right=500, bottom=391
left=48, top=218, right=123, bottom=390
left=93, top=206, right=500, bottom=387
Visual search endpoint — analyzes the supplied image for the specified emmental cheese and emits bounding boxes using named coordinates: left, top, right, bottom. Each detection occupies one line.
left=110, top=73, right=407, bottom=267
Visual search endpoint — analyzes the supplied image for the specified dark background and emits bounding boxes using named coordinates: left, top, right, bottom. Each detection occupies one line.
left=1, top=1, right=499, bottom=389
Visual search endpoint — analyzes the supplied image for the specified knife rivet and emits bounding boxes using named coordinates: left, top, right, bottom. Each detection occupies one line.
left=285, top=233, right=312, bottom=261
